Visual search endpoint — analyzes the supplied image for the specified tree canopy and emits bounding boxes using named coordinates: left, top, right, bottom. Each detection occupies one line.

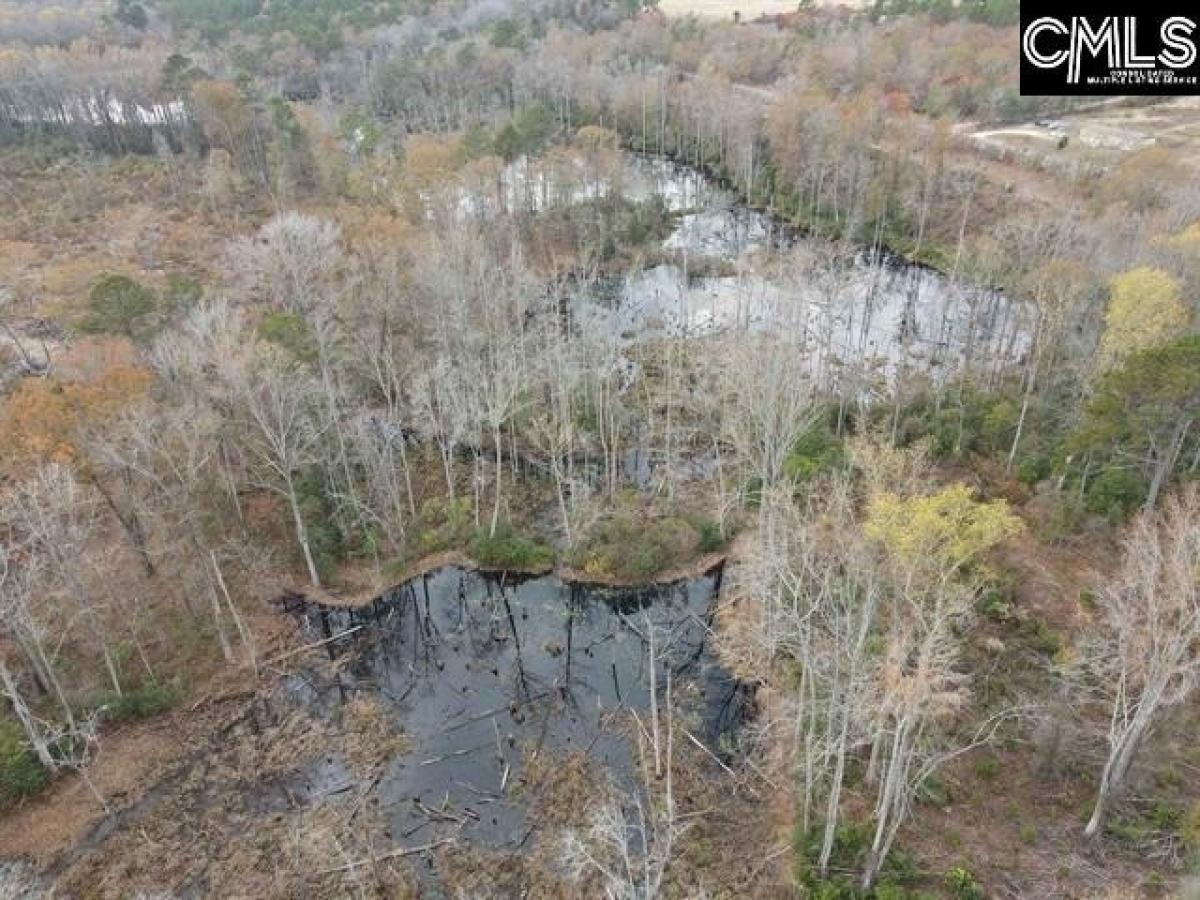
left=1097, top=268, right=1189, bottom=370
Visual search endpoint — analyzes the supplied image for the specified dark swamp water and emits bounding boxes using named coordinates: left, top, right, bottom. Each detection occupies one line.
left=277, top=565, right=753, bottom=879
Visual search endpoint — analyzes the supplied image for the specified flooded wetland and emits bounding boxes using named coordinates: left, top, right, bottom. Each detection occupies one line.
left=276, top=566, right=752, bottom=889
left=20, top=154, right=1033, bottom=897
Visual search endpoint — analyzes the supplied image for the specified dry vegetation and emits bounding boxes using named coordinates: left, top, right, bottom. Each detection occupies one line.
left=1, top=0, right=1199, bottom=896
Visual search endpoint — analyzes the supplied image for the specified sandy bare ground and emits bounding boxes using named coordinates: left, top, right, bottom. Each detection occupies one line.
left=965, top=97, right=1200, bottom=173
left=657, top=0, right=791, bottom=16
left=656, top=0, right=862, bottom=18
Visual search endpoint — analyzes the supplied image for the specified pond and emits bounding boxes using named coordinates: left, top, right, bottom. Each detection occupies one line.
left=279, top=566, right=751, bottom=877
left=563, top=155, right=1031, bottom=382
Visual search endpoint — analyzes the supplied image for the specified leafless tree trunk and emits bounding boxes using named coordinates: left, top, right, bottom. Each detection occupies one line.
left=237, top=364, right=327, bottom=587
left=0, top=658, right=56, bottom=771
left=1084, top=487, right=1200, bottom=837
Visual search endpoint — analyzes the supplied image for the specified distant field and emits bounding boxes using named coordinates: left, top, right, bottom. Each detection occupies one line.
left=656, top=0, right=867, bottom=17
left=656, top=0, right=800, bottom=18
left=965, top=97, right=1200, bottom=176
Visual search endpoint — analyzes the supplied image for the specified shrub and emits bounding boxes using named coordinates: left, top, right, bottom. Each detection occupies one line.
left=893, top=390, right=991, bottom=458
left=469, top=525, right=554, bottom=571
left=944, top=866, right=984, bottom=900
left=980, top=398, right=1019, bottom=454
left=1021, top=617, right=1061, bottom=656
left=973, top=756, right=1000, bottom=780
left=295, top=471, right=345, bottom=580
left=918, top=775, right=953, bottom=808
left=1040, top=493, right=1087, bottom=541
left=98, top=677, right=185, bottom=723
left=696, top=519, right=724, bottom=553
left=258, top=311, right=317, bottom=362
left=977, top=571, right=1018, bottom=622
left=1016, top=455, right=1052, bottom=486
left=533, top=196, right=671, bottom=266
left=793, top=820, right=870, bottom=890
left=742, top=476, right=764, bottom=508
left=1085, top=468, right=1146, bottom=519
left=793, top=818, right=919, bottom=898
left=405, top=497, right=475, bottom=563
left=492, top=102, right=556, bottom=160
left=0, top=718, right=49, bottom=806
left=81, top=274, right=160, bottom=340
left=569, top=514, right=705, bottom=581
left=1107, top=802, right=1186, bottom=848
left=784, top=424, right=844, bottom=484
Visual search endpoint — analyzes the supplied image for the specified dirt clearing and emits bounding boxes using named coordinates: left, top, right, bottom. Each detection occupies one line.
left=657, top=0, right=864, bottom=18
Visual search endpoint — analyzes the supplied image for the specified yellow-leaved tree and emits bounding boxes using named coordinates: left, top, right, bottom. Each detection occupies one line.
left=857, top=482, right=1023, bottom=889
left=864, top=482, right=1024, bottom=578
left=1097, top=267, right=1189, bottom=370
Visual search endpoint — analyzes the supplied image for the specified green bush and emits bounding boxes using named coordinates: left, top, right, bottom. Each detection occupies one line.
left=893, top=389, right=1061, bottom=466
left=1085, top=468, right=1145, bottom=519
left=792, top=818, right=920, bottom=898
left=258, top=311, right=318, bottom=362
left=531, top=196, right=671, bottom=266
left=1107, top=802, right=1186, bottom=848
left=1073, top=336, right=1200, bottom=511
left=98, top=677, right=185, bottom=723
left=742, top=476, right=764, bottom=508
left=295, top=471, right=345, bottom=581
left=973, top=756, right=1000, bottom=780
left=0, top=718, right=49, bottom=806
left=410, top=497, right=474, bottom=557
left=1016, top=454, right=1052, bottom=486
left=696, top=519, right=724, bottom=553
left=944, top=866, right=984, bottom=900
left=1149, top=801, right=1184, bottom=831
left=918, top=774, right=953, bottom=808
left=488, top=17, right=526, bottom=49
left=469, top=524, right=554, bottom=571
left=784, top=424, right=845, bottom=484
left=81, top=274, right=160, bottom=340
left=492, top=102, right=557, bottom=161
left=1040, top=493, right=1087, bottom=541
left=1021, top=617, right=1061, bottom=656
left=941, top=393, right=988, bottom=457
left=793, top=820, right=868, bottom=892
left=977, top=571, right=1017, bottom=622
left=568, top=514, right=706, bottom=581
left=629, top=542, right=664, bottom=579
left=980, top=398, right=1019, bottom=454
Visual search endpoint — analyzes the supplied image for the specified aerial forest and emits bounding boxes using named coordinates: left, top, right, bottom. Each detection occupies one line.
left=0, top=0, right=1199, bottom=896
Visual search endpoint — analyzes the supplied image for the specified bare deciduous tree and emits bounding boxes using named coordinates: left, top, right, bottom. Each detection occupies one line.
left=9, top=465, right=123, bottom=697
left=762, top=480, right=884, bottom=878
left=227, top=212, right=343, bottom=315
left=236, top=363, right=328, bottom=587
left=561, top=621, right=685, bottom=899
left=1084, top=487, right=1200, bottom=838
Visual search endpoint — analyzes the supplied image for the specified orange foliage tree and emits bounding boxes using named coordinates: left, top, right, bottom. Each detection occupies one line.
left=0, top=340, right=152, bottom=472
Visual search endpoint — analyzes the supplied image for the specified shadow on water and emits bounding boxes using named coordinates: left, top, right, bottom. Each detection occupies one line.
left=277, top=566, right=753, bottom=874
